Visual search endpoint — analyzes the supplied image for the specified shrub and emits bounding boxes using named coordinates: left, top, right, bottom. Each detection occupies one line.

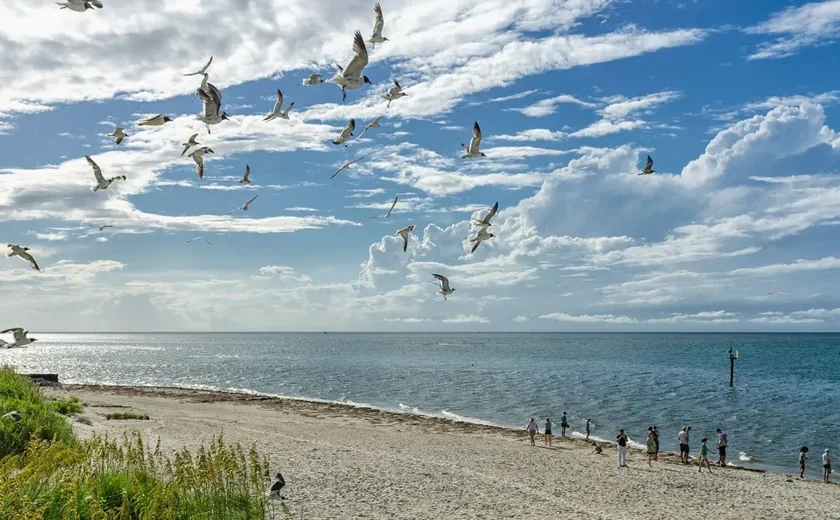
left=105, top=413, right=150, bottom=421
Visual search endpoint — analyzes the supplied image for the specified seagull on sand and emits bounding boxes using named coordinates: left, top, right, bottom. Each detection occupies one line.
left=639, top=155, right=655, bottom=175
left=87, top=155, right=126, bottom=192
left=460, top=121, right=486, bottom=159
left=1, top=328, right=37, bottom=348
left=472, top=202, right=499, bottom=229
left=332, top=119, right=356, bottom=146
left=329, top=31, right=372, bottom=102
left=106, top=126, right=127, bottom=145
left=189, top=147, right=214, bottom=179
left=197, top=75, right=229, bottom=134
left=267, top=472, right=286, bottom=500
left=1, top=411, right=21, bottom=420
left=183, top=55, right=213, bottom=77
left=469, top=228, right=495, bottom=254
left=383, top=80, right=407, bottom=108
left=373, top=196, right=398, bottom=219
left=358, top=116, right=383, bottom=139
left=6, top=245, right=40, bottom=272
left=396, top=225, right=416, bottom=252
left=368, top=3, right=389, bottom=47
left=186, top=237, right=213, bottom=246
left=302, top=73, right=324, bottom=86
left=432, top=273, right=455, bottom=300
left=181, top=133, right=200, bottom=157
left=138, top=114, right=173, bottom=127
left=239, top=165, right=251, bottom=184
left=56, top=0, right=103, bottom=12
left=331, top=156, right=365, bottom=179
left=263, top=90, right=294, bottom=121
left=229, top=194, right=259, bottom=215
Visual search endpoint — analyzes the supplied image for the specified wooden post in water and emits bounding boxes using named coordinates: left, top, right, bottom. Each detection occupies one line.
left=728, top=348, right=739, bottom=388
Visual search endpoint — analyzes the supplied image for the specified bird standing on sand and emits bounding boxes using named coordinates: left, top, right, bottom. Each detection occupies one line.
left=373, top=196, right=398, bottom=218
left=6, top=245, right=40, bottom=272
left=396, top=225, right=416, bottom=252
left=469, top=228, right=494, bottom=254
left=332, top=119, right=356, bottom=146
left=87, top=155, right=126, bottom=192
left=639, top=155, right=655, bottom=175
left=189, top=147, right=214, bottom=179
left=181, top=133, right=200, bottom=157
left=239, top=165, right=251, bottom=184
left=472, top=202, right=498, bottom=229
left=432, top=274, right=455, bottom=300
left=460, top=122, right=486, bottom=158
left=263, top=90, right=294, bottom=121
left=229, top=194, right=259, bottom=215
left=358, top=116, right=383, bottom=139
left=368, top=3, right=388, bottom=47
left=107, top=127, right=127, bottom=145
left=267, top=472, right=286, bottom=500
left=1, top=328, right=37, bottom=348
left=184, top=56, right=213, bottom=77
left=331, top=156, right=365, bottom=179
left=329, top=31, right=372, bottom=102
left=383, top=80, right=407, bottom=108
left=138, top=114, right=173, bottom=127
left=302, top=73, right=323, bottom=86
left=56, top=0, right=102, bottom=12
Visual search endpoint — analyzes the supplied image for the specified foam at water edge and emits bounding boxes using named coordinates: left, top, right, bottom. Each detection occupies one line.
left=739, top=451, right=759, bottom=462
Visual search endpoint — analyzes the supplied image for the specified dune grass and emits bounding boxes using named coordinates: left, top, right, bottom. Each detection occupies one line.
left=105, top=412, right=150, bottom=421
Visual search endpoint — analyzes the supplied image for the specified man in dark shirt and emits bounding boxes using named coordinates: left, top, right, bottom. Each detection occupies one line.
left=617, top=429, right=628, bottom=468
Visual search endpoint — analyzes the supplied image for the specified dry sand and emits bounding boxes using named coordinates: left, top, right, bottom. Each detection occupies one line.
left=46, top=385, right=840, bottom=520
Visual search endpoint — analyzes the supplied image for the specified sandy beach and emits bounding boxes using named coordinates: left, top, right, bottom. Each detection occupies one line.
left=45, top=385, right=840, bottom=520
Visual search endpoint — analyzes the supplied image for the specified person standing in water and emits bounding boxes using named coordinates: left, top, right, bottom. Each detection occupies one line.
left=799, top=446, right=809, bottom=479
left=526, top=418, right=539, bottom=446
left=698, top=437, right=713, bottom=473
left=824, top=449, right=831, bottom=483
left=716, top=428, right=728, bottom=466
left=616, top=429, right=628, bottom=468
left=544, top=417, right=553, bottom=447
left=585, top=418, right=591, bottom=440
left=560, top=412, right=569, bottom=438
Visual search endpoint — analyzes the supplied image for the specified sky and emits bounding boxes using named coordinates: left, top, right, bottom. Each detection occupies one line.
left=2, top=0, right=840, bottom=332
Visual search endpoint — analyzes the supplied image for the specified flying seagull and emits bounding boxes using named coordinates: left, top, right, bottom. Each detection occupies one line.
left=329, top=31, right=372, bottom=102
left=107, top=126, right=127, bottom=145
left=472, top=202, right=499, bottom=229
left=239, top=165, right=251, bottom=184
left=87, top=155, right=126, bottom=192
left=469, top=228, right=495, bottom=254
left=639, top=155, right=655, bottom=175
left=396, top=225, right=416, bottom=252
left=1, top=328, right=37, bottom=348
left=460, top=121, right=486, bottom=159
left=186, top=237, right=213, bottom=246
left=267, top=472, right=286, bottom=500
left=432, top=273, right=455, bottom=300
left=373, top=196, right=398, bottom=219
left=332, top=119, right=356, bottom=146
left=358, top=116, right=383, bottom=139
left=369, top=3, right=388, bottom=47
left=331, top=156, right=365, bottom=179
left=57, top=0, right=103, bottom=12
left=138, top=114, right=173, bottom=127
left=263, top=90, right=294, bottom=121
left=197, top=75, right=229, bottom=134
left=1, top=411, right=21, bottom=421
left=229, top=194, right=259, bottom=215
left=96, top=225, right=113, bottom=232
left=383, top=80, right=407, bottom=108
left=6, top=245, right=40, bottom=272
left=189, top=146, right=214, bottom=179
left=302, top=73, right=323, bottom=86
left=184, top=55, right=213, bottom=77
left=181, top=133, right=200, bottom=157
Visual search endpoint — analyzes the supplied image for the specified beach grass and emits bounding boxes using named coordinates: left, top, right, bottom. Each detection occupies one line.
left=105, top=412, right=150, bottom=420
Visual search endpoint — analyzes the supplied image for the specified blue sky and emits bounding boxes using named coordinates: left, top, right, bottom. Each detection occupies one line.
left=3, top=0, right=840, bottom=331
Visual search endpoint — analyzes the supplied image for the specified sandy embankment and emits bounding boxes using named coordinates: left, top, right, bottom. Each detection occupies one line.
left=45, top=385, right=840, bottom=520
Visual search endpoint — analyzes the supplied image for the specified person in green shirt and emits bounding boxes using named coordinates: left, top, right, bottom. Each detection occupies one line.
left=544, top=417, right=553, bottom=446
left=698, top=437, right=713, bottom=473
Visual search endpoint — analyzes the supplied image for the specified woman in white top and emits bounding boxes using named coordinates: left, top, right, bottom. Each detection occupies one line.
left=526, top=417, right=539, bottom=446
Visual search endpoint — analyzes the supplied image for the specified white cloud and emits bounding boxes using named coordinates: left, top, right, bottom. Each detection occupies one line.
left=729, top=256, right=840, bottom=276
left=513, top=315, right=530, bottom=322
left=570, top=90, right=681, bottom=138
left=646, top=311, right=740, bottom=324
left=539, top=312, right=637, bottom=324
left=490, top=129, right=567, bottom=142
left=746, top=0, right=840, bottom=60
left=507, top=94, right=596, bottom=117
left=442, top=314, right=491, bottom=324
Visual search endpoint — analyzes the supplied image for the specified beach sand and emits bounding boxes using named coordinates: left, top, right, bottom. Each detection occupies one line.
left=46, top=385, right=840, bottom=520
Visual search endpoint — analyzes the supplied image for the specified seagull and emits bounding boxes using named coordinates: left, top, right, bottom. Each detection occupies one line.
left=263, top=90, right=294, bottom=121
left=189, top=147, right=214, bottom=179
left=138, top=114, right=173, bottom=127
left=460, top=121, right=486, bottom=159
left=186, top=237, right=213, bottom=246
left=6, top=245, right=40, bottom=272
left=267, top=471, right=286, bottom=500
left=396, top=225, right=416, bottom=252
left=472, top=202, right=499, bottom=229
left=107, top=126, right=127, bottom=145
left=302, top=73, right=324, bottom=86
left=197, top=74, right=229, bottom=134
left=329, top=31, right=372, bottom=102
left=87, top=155, right=126, bottom=192
left=56, top=0, right=103, bottom=12
left=358, top=116, right=383, bottom=139
left=229, top=194, right=259, bottom=215
left=239, top=165, right=251, bottom=184
left=96, top=225, right=113, bottom=232
left=469, top=228, right=495, bottom=254
left=331, top=156, right=365, bottom=179
left=432, top=273, right=456, bottom=300
left=383, top=80, right=407, bottom=108
left=332, top=119, right=356, bottom=146
left=183, top=55, right=213, bottom=77
left=373, top=196, right=398, bottom=218
left=639, top=155, right=655, bottom=175
left=181, top=133, right=200, bottom=157
left=1, top=328, right=37, bottom=348
left=369, top=3, right=389, bottom=47
left=1, top=411, right=21, bottom=421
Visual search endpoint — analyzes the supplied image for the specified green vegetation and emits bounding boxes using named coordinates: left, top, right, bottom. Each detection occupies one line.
left=0, top=366, right=290, bottom=519
left=105, top=412, right=151, bottom=421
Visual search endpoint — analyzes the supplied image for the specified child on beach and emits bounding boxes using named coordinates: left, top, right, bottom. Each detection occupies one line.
left=824, top=449, right=831, bottom=483
left=698, top=438, right=713, bottom=473
left=585, top=418, right=591, bottom=440
left=526, top=418, right=539, bottom=446
left=799, top=446, right=809, bottom=479
left=593, top=442, right=602, bottom=454
left=646, top=429, right=656, bottom=467
left=544, top=417, right=553, bottom=447
left=560, top=412, right=569, bottom=438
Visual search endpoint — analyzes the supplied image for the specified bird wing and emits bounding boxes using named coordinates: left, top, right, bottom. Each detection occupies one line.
left=401, top=232, right=408, bottom=251
left=283, top=102, right=295, bottom=116
left=645, top=155, right=654, bottom=169
left=468, top=121, right=482, bottom=154
left=20, top=251, right=39, bottom=271
left=198, top=89, right=220, bottom=119
left=483, top=202, right=499, bottom=224
left=208, top=83, right=223, bottom=108
left=432, top=274, right=449, bottom=291
left=471, top=240, right=482, bottom=254
left=385, top=196, right=398, bottom=217
left=340, top=119, right=356, bottom=140
left=343, top=31, right=369, bottom=78
left=86, top=155, right=105, bottom=184
left=372, top=3, right=385, bottom=38
left=139, top=114, right=161, bottom=125
left=115, top=136, right=124, bottom=145
left=393, top=79, right=402, bottom=91
left=272, top=90, right=283, bottom=114
left=1, top=328, right=24, bottom=338
left=243, top=165, right=250, bottom=182
left=193, top=154, right=205, bottom=179
left=88, top=0, right=104, bottom=7
left=243, top=194, right=259, bottom=209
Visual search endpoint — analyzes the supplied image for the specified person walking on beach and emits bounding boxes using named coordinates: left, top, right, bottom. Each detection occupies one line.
left=585, top=418, right=592, bottom=440
left=526, top=418, right=539, bottom=446
left=652, top=426, right=660, bottom=460
left=617, top=429, right=628, bottom=468
left=544, top=417, right=553, bottom=447
left=560, top=412, right=569, bottom=438
left=646, top=428, right=657, bottom=467
left=677, top=427, right=689, bottom=464
left=698, top=438, right=713, bottom=473
left=799, top=446, right=809, bottom=479
left=716, top=428, right=728, bottom=466
left=824, top=449, right=831, bottom=483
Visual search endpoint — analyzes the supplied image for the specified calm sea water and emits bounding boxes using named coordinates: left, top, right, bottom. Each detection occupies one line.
left=3, top=333, right=838, bottom=476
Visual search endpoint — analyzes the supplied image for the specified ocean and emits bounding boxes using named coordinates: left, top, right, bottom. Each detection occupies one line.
left=3, top=332, right=838, bottom=477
